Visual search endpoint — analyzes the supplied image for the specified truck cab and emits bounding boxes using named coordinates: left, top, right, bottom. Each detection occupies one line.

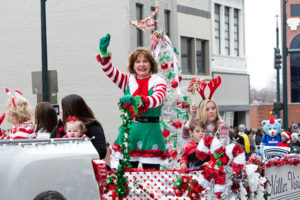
left=0, top=138, right=102, bottom=200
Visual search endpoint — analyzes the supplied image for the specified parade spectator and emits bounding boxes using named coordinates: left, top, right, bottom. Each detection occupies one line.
left=0, top=89, right=35, bottom=139
left=180, top=119, right=208, bottom=170
left=230, top=127, right=245, bottom=147
left=63, top=116, right=87, bottom=138
left=238, top=124, right=251, bottom=159
left=246, top=128, right=256, bottom=156
left=291, top=123, right=299, bottom=134
left=34, top=102, right=57, bottom=139
left=255, top=127, right=264, bottom=147
left=289, top=133, right=300, bottom=153
left=96, top=34, right=167, bottom=169
left=51, top=94, right=107, bottom=159
left=277, top=131, right=291, bottom=147
left=182, top=99, right=223, bottom=140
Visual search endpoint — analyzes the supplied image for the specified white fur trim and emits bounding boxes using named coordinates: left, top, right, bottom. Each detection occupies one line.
left=129, top=75, right=138, bottom=94
left=197, top=139, right=209, bottom=153
left=214, top=184, right=226, bottom=192
left=111, top=150, right=168, bottom=165
left=197, top=172, right=213, bottom=188
left=225, top=143, right=235, bottom=160
left=210, top=137, right=221, bottom=153
left=232, top=153, right=246, bottom=165
left=281, top=131, right=290, bottom=139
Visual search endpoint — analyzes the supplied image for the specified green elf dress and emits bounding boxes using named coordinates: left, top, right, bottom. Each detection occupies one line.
left=96, top=53, right=169, bottom=164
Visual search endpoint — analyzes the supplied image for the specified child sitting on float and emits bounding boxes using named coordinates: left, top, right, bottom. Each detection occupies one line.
left=180, top=119, right=209, bottom=169
left=0, top=89, right=35, bottom=139
left=277, top=131, right=291, bottom=147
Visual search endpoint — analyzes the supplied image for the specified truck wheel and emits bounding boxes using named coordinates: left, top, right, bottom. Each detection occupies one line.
left=33, top=190, right=67, bottom=200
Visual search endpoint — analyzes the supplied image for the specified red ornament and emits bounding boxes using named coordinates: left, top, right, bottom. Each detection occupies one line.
left=171, top=80, right=178, bottom=88
left=161, top=62, right=168, bottom=70
left=170, top=150, right=178, bottom=159
left=182, top=102, right=189, bottom=109
left=171, top=62, right=174, bottom=68
left=178, top=75, right=182, bottom=82
left=162, top=129, right=170, bottom=137
left=172, top=121, right=182, bottom=129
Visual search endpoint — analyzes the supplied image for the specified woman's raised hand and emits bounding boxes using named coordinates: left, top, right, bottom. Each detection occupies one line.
left=189, top=104, right=197, bottom=119
left=99, top=33, right=111, bottom=54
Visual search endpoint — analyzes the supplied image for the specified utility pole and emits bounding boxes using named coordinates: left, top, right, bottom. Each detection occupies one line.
left=41, top=0, right=49, bottom=102
left=275, top=15, right=281, bottom=119
left=282, top=0, right=288, bottom=130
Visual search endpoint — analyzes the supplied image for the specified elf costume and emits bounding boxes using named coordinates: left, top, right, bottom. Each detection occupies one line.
left=96, top=34, right=169, bottom=165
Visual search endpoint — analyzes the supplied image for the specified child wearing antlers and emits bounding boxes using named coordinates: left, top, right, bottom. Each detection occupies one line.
left=0, top=88, right=35, bottom=139
left=182, top=76, right=223, bottom=140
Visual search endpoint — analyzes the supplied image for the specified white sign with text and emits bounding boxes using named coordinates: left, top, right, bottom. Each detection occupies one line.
left=265, top=164, right=300, bottom=199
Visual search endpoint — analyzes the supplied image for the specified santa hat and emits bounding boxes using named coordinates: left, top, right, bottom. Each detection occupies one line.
left=281, top=131, right=291, bottom=139
left=292, top=132, right=299, bottom=140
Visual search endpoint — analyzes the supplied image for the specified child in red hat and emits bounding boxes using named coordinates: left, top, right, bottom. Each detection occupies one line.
left=277, top=131, right=291, bottom=147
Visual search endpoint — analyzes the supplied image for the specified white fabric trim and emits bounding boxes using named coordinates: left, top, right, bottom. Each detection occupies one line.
left=210, top=138, right=221, bottom=153
left=197, top=139, right=209, bottom=153
left=225, top=143, right=235, bottom=160
left=214, top=184, right=226, bottom=192
left=196, top=173, right=212, bottom=188
left=233, top=153, right=246, bottom=165
left=128, top=75, right=138, bottom=94
left=112, top=150, right=168, bottom=165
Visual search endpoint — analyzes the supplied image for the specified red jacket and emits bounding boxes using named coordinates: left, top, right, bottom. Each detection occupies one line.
left=277, top=142, right=289, bottom=147
left=180, top=140, right=209, bottom=168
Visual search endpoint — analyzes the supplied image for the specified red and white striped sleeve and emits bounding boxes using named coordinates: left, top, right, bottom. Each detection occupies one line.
left=96, top=54, right=129, bottom=92
left=147, top=79, right=167, bottom=108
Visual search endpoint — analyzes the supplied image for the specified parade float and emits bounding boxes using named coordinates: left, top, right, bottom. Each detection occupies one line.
left=91, top=1, right=300, bottom=199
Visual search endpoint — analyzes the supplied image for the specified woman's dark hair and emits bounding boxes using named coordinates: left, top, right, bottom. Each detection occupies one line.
left=35, top=102, right=57, bottom=133
left=61, top=94, right=100, bottom=126
left=33, top=190, right=67, bottom=200
left=127, top=47, right=158, bottom=74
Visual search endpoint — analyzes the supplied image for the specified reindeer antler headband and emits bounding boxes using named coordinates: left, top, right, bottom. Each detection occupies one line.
left=5, top=88, right=25, bottom=108
left=188, top=76, right=222, bottom=105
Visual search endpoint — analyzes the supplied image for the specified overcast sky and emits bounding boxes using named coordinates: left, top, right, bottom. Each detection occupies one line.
left=245, top=0, right=281, bottom=90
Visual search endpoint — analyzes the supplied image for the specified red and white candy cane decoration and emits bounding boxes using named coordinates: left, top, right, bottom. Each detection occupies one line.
left=195, top=136, right=245, bottom=199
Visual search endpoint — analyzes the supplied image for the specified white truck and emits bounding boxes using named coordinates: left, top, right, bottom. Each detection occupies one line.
left=0, top=138, right=105, bottom=200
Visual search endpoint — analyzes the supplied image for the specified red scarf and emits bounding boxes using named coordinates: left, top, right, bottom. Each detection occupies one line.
left=133, top=76, right=151, bottom=97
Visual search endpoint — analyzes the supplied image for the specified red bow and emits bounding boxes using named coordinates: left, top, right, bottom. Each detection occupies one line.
left=67, top=116, right=78, bottom=122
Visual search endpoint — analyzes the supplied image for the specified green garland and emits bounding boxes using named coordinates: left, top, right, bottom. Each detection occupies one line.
left=107, top=100, right=134, bottom=198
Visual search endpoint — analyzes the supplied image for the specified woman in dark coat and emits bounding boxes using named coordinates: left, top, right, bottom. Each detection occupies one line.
left=51, top=94, right=107, bottom=159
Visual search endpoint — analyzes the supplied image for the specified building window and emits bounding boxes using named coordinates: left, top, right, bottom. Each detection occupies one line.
left=151, top=7, right=158, bottom=32
left=291, top=4, right=300, bottom=16
left=290, top=34, right=300, bottom=102
left=136, top=4, right=143, bottom=47
left=181, top=37, right=209, bottom=75
left=234, top=9, right=239, bottom=56
left=196, top=39, right=206, bottom=75
left=181, top=37, right=193, bottom=74
left=214, top=4, right=221, bottom=54
left=165, top=10, right=170, bottom=37
left=224, top=6, right=230, bottom=55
